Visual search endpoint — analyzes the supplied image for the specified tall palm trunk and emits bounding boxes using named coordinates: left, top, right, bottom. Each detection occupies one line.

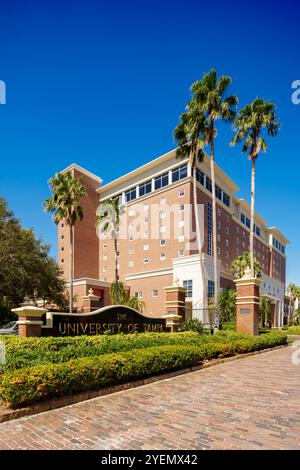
left=192, top=161, right=208, bottom=315
left=69, top=225, right=74, bottom=313
left=114, top=236, right=120, bottom=305
left=250, top=158, right=256, bottom=277
left=210, top=123, right=219, bottom=329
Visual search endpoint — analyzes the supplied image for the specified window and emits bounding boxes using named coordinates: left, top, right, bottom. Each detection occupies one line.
left=144, top=231, right=149, bottom=238
left=183, top=279, right=193, bottom=297
left=225, top=251, right=229, bottom=258
left=196, top=169, right=205, bottom=185
left=217, top=247, right=221, bottom=254
left=144, top=244, right=149, bottom=251
left=223, top=192, right=230, bottom=207
left=144, top=217, right=148, bottom=223
left=241, top=214, right=246, bottom=224
left=139, top=180, right=152, bottom=197
left=215, top=186, right=222, bottom=201
left=217, top=234, right=221, bottom=242
left=61, top=235, right=64, bottom=240
left=61, top=223, right=64, bottom=228
left=179, top=190, right=185, bottom=197
left=160, top=239, right=166, bottom=246
left=178, top=235, right=185, bottom=242
left=160, top=197, right=166, bottom=205
left=225, top=239, right=229, bottom=247
left=207, top=201, right=212, bottom=256
left=129, top=222, right=134, bottom=229
left=178, top=249, right=184, bottom=256
left=61, top=258, right=64, bottom=263
left=103, top=243, right=107, bottom=248
left=144, top=204, right=149, bottom=211
left=208, top=280, right=215, bottom=298
left=225, top=263, right=229, bottom=270
left=160, top=211, right=166, bottom=219
left=217, top=208, right=221, bottom=216
left=206, top=177, right=212, bottom=192
left=103, top=255, right=107, bottom=260
left=129, top=209, right=135, bottom=216
left=160, top=253, right=166, bottom=260
left=225, top=227, right=229, bottom=234
left=178, top=220, right=185, bottom=227
left=144, top=258, right=149, bottom=264
left=236, top=248, right=239, bottom=255
left=155, top=173, right=169, bottom=190
left=152, top=289, right=158, bottom=297
left=217, top=221, right=221, bottom=229
left=135, top=291, right=143, bottom=298
left=172, top=163, right=187, bottom=182
left=103, top=266, right=107, bottom=272
left=61, top=247, right=64, bottom=252
left=179, top=204, right=184, bottom=212
left=236, top=226, right=239, bottom=233
left=160, top=226, right=166, bottom=233
left=125, top=187, right=136, bottom=202
left=128, top=247, right=134, bottom=254
left=129, top=234, right=134, bottom=241
left=225, top=215, right=229, bottom=223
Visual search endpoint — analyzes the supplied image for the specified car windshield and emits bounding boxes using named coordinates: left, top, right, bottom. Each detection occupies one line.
left=2, top=321, right=16, bottom=329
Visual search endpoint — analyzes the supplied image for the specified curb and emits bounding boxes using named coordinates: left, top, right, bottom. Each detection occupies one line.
left=0, top=343, right=290, bottom=424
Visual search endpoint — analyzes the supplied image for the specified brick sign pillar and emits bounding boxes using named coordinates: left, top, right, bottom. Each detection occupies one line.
left=234, top=271, right=261, bottom=336
left=163, top=284, right=186, bottom=331
left=12, top=301, right=47, bottom=338
left=82, top=288, right=101, bottom=313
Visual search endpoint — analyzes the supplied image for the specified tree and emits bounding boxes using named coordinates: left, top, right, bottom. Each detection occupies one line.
left=259, top=295, right=271, bottom=328
left=231, top=98, right=279, bottom=276
left=44, top=172, right=87, bottom=313
left=97, top=198, right=125, bottom=305
left=287, top=283, right=300, bottom=321
left=231, top=252, right=262, bottom=279
left=0, top=197, right=67, bottom=324
left=218, top=289, right=236, bottom=323
left=187, top=70, right=238, bottom=330
left=174, top=101, right=208, bottom=311
left=127, top=295, right=146, bottom=313
left=109, top=281, right=146, bottom=313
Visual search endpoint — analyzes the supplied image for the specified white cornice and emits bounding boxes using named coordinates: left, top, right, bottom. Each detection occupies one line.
left=60, top=163, right=102, bottom=184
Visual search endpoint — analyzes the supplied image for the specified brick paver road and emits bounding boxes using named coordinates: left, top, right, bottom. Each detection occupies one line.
left=0, top=345, right=299, bottom=450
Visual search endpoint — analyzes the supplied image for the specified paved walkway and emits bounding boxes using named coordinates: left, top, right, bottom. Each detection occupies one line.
left=0, top=345, right=299, bottom=450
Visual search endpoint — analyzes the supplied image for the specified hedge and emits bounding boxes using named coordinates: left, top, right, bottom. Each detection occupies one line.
left=0, top=332, right=287, bottom=408
left=0, top=330, right=287, bottom=372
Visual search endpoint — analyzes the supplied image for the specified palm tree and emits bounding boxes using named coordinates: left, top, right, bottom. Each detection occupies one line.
left=182, top=70, right=238, bottom=330
left=174, top=105, right=209, bottom=313
left=231, top=98, right=280, bottom=276
left=231, top=251, right=262, bottom=279
left=97, top=198, right=125, bottom=305
left=109, top=280, right=128, bottom=305
left=127, top=295, right=146, bottom=313
left=44, top=172, right=87, bottom=313
left=287, top=283, right=300, bottom=321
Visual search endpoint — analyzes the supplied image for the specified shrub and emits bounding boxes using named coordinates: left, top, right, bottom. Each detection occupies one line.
left=220, top=322, right=236, bottom=331
left=0, top=332, right=288, bottom=409
left=0, top=345, right=202, bottom=408
left=286, top=326, right=300, bottom=335
left=178, top=319, right=204, bottom=334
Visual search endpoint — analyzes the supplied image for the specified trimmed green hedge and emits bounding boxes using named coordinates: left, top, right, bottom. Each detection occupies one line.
left=0, top=332, right=288, bottom=408
left=0, top=330, right=288, bottom=372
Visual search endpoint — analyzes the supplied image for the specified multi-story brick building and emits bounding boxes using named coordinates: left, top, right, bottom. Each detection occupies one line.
left=57, top=148, right=289, bottom=326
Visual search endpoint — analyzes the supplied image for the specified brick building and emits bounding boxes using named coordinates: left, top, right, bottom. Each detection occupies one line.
left=57, top=148, right=289, bottom=325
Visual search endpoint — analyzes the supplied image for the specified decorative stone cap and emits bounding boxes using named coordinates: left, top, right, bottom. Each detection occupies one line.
left=164, top=286, right=187, bottom=293
left=161, top=314, right=182, bottom=321
left=12, top=305, right=48, bottom=318
left=82, top=288, right=100, bottom=301
left=234, top=276, right=262, bottom=286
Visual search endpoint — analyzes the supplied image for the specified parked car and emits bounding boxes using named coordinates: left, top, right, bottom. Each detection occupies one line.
left=0, top=321, right=18, bottom=335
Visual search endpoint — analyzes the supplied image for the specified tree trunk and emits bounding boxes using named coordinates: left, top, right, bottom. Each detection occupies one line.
left=192, top=161, right=208, bottom=315
left=114, top=236, right=120, bottom=305
left=250, top=158, right=256, bottom=277
left=210, top=125, right=219, bottom=330
left=69, top=225, right=74, bottom=313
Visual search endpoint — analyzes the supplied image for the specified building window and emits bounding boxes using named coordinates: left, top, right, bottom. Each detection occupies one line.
left=223, top=192, right=230, bottom=207
left=217, top=221, right=221, bottom=229
left=215, top=185, right=222, bottom=201
left=217, top=234, right=221, bottom=242
left=208, top=280, right=215, bottom=298
left=139, top=180, right=152, bottom=197
left=152, top=289, right=159, bottom=297
left=179, top=204, right=184, bottom=212
left=178, top=220, right=185, bottom=227
left=61, top=235, right=64, bottom=240
left=178, top=249, right=184, bottom=256
left=160, top=197, right=166, bottom=205
left=178, top=235, right=185, bottom=242
left=225, top=239, right=229, bottom=247
left=225, top=251, right=229, bottom=258
left=144, top=244, right=149, bottom=251
left=179, top=189, right=185, bottom=197
left=129, top=222, right=134, bottom=229
left=61, top=223, right=64, bottom=228
left=61, top=247, right=64, bottom=252
left=144, top=217, right=149, bottom=223
left=144, top=258, right=149, bottom=264
left=160, top=239, right=166, bottom=246
left=160, top=253, right=166, bottom=260
left=125, top=187, right=137, bottom=202
left=144, top=231, right=149, bottom=238
left=103, top=266, right=107, bottom=272
left=207, top=201, right=212, bottom=256
left=160, top=211, right=166, bottom=219
left=144, top=204, right=149, bottom=211
left=129, top=209, right=135, bottom=216
left=217, top=247, right=221, bottom=254
left=196, top=169, right=205, bottom=185
left=183, top=279, right=193, bottom=297
left=206, top=177, right=212, bottom=192
left=155, top=173, right=169, bottom=190
left=129, top=234, right=134, bottom=241
left=160, top=226, right=166, bottom=233
left=225, top=227, right=229, bottom=234
left=128, top=248, right=134, bottom=254
left=61, top=258, right=64, bottom=263
left=135, top=291, right=143, bottom=298
left=225, top=263, right=229, bottom=270
left=103, top=243, right=107, bottom=248
left=172, top=163, right=188, bottom=183
left=103, top=255, right=107, bottom=260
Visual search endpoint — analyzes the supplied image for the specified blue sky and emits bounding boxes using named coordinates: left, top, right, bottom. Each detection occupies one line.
left=0, top=0, right=299, bottom=284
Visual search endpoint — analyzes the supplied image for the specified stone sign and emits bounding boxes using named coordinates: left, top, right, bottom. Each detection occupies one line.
left=42, top=305, right=167, bottom=336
